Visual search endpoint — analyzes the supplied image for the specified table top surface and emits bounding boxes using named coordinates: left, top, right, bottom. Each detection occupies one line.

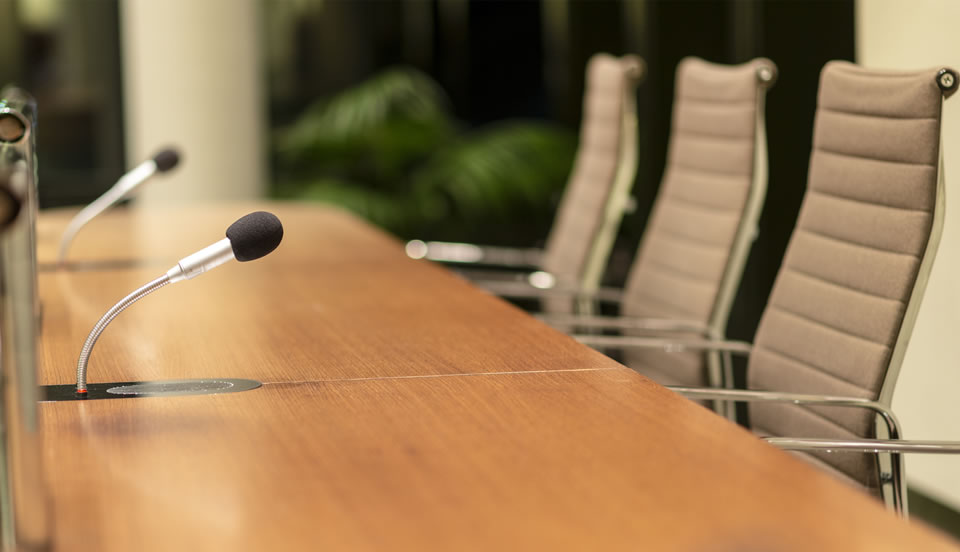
left=36, top=202, right=960, bottom=551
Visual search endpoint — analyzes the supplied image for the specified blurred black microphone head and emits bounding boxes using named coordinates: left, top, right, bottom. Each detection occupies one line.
left=226, top=211, right=284, bottom=261
left=153, top=148, right=181, bottom=172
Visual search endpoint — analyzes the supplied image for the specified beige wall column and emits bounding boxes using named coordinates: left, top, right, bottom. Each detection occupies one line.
left=857, top=0, right=960, bottom=509
left=120, top=0, right=266, bottom=204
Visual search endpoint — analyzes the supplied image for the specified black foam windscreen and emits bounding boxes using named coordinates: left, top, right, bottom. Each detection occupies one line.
left=153, top=148, right=181, bottom=172
left=225, top=211, right=283, bottom=262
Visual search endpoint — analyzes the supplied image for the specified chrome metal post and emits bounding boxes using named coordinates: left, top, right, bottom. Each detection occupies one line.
left=0, top=87, right=50, bottom=551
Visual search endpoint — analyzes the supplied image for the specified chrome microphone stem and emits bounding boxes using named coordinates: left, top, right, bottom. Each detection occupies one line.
left=57, top=160, right=157, bottom=263
left=165, top=238, right=235, bottom=283
left=75, top=274, right=171, bottom=394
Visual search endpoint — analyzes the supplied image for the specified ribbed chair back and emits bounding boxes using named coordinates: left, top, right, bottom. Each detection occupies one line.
left=621, top=57, right=775, bottom=387
left=747, top=61, right=954, bottom=493
left=539, top=54, right=642, bottom=313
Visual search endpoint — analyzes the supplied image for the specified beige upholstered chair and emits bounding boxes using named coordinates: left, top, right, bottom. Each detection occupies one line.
left=534, top=57, right=777, bottom=403
left=580, top=61, right=960, bottom=516
left=406, top=53, right=644, bottom=312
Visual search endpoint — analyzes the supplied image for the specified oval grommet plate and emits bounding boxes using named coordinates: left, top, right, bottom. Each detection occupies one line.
left=40, top=378, right=262, bottom=402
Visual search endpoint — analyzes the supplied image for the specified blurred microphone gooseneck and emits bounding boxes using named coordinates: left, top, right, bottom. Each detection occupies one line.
left=75, top=276, right=171, bottom=393
left=75, top=211, right=283, bottom=395
left=57, top=147, right=180, bottom=263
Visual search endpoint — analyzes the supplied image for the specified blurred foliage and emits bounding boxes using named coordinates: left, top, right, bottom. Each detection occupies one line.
left=273, top=67, right=576, bottom=244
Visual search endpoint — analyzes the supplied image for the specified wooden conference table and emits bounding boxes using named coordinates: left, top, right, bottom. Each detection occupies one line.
left=34, top=202, right=960, bottom=551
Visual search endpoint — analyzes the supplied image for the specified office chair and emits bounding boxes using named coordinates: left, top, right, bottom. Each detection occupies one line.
left=577, top=61, right=960, bottom=516
left=513, top=57, right=777, bottom=410
left=406, top=53, right=644, bottom=313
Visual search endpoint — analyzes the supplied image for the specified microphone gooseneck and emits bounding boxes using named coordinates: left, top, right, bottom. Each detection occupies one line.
left=74, top=211, right=283, bottom=395
left=57, top=146, right=181, bottom=264
left=75, top=275, right=171, bottom=394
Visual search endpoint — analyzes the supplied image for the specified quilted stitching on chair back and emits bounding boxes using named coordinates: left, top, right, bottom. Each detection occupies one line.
left=621, top=57, right=773, bottom=387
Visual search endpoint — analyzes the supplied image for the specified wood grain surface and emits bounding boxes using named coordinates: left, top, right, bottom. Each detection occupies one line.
left=36, top=203, right=960, bottom=551
left=38, top=202, right=397, bottom=268
left=39, top=261, right=619, bottom=386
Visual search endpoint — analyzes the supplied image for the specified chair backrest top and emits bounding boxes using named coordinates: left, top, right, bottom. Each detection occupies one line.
left=540, top=53, right=643, bottom=287
left=747, top=60, right=956, bottom=491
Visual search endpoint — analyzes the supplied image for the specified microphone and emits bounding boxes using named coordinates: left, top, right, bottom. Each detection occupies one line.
left=57, top=147, right=181, bottom=264
left=74, top=211, right=283, bottom=396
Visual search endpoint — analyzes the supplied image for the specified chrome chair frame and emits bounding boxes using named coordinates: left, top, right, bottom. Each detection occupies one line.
left=575, top=67, right=960, bottom=517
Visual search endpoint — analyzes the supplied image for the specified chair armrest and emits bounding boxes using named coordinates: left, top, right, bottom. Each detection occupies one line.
left=763, top=434, right=960, bottom=518
left=457, top=269, right=531, bottom=283
left=473, top=280, right=625, bottom=302
left=668, top=388, right=880, bottom=409
left=538, top=314, right=710, bottom=335
left=474, top=277, right=565, bottom=297
left=576, top=335, right=753, bottom=355
left=667, top=387, right=901, bottom=439
left=533, top=286, right=623, bottom=303
left=764, top=438, right=960, bottom=454
left=686, top=388, right=915, bottom=517
left=405, top=240, right=543, bottom=268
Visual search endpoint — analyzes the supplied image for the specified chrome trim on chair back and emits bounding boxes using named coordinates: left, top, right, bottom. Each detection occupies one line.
left=871, top=71, right=955, bottom=515
left=576, top=56, right=644, bottom=312
left=878, top=90, right=951, bottom=408
left=706, top=60, right=777, bottom=418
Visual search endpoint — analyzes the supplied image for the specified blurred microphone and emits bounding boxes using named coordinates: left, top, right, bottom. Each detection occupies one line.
left=75, top=211, right=283, bottom=396
left=57, top=147, right=181, bottom=264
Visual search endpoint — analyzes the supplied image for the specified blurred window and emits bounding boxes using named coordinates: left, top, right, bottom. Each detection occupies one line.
left=0, top=0, right=125, bottom=207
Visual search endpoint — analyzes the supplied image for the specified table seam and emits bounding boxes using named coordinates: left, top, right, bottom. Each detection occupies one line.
left=257, top=366, right=631, bottom=386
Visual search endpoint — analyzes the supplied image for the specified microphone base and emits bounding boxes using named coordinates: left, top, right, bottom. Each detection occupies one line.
left=40, top=378, right=261, bottom=402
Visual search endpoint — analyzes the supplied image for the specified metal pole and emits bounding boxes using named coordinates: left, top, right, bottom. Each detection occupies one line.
left=0, top=86, right=50, bottom=551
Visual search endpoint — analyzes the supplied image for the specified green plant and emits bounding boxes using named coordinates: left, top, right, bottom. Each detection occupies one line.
left=273, top=66, right=576, bottom=245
